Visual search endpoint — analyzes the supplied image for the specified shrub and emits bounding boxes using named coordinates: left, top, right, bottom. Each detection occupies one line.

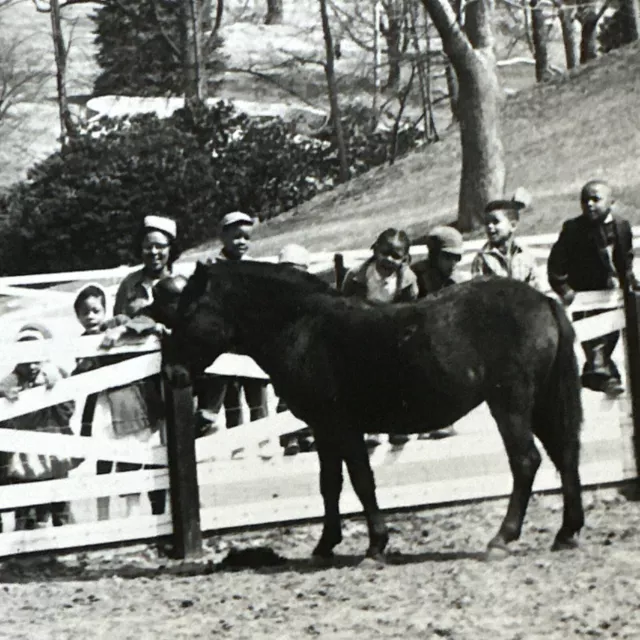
left=0, top=102, right=422, bottom=275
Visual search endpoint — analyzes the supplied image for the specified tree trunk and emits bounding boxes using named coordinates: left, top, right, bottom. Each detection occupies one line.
left=579, top=8, right=599, bottom=63
left=444, top=61, right=459, bottom=123
left=559, top=6, right=579, bottom=70
left=530, top=0, right=551, bottom=81
left=455, top=50, right=505, bottom=231
left=182, top=0, right=207, bottom=106
left=620, top=0, right=640, bottom=42
left=265, top=0, right=283, bottom=25
left=49, top=0, right=77, bottom=143
left=319, top=0, right=349, bottom=184
left=381, top=1, right=405, bottom=91
left=423, top=0, right=505, bottom=231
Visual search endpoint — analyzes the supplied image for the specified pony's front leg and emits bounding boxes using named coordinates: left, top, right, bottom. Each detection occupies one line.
left=343, top=433, right=388, bottom=561
left=313, top=434, right=344, bottom=559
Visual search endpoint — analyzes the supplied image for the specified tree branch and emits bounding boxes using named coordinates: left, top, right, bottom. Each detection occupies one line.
left=421, top=0, right=472, bottom=67
left=149, top=0, right=181, bottom=59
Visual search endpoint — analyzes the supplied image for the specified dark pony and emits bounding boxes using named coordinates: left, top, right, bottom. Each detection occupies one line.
left=165, top=260, right=584, bottom=561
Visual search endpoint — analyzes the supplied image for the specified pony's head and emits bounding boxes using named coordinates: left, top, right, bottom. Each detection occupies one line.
left=163, top=261, right=237, bottom=384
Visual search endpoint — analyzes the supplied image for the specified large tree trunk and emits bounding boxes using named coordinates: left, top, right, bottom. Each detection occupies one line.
left=579, top=8, right=599, bottom=63
left=318, top=0, right=349, bottom=184
left=381, top=1, right=405, bottom=91
left=558, top=6, right=579, bottom=70
left=423, top=0, right=505, bottom=231
left=620, top=0, right=640, bottom=42
left=49, top=0, right=77, bottom=143
left=530, top=0, right=551, bottom=81
left=182, top=0, right=207, bottom=106
left=265, top=0, right=283, bottom=25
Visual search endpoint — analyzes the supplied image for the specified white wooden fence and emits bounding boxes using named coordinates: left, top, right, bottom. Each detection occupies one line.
left=0, top=232, right=637, bottom=559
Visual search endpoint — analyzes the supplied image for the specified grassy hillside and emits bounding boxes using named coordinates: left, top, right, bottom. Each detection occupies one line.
left=228, top=42, right=640, bottom=259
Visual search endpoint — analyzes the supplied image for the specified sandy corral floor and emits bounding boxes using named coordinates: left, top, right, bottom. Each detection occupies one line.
left=0, top=486, right=639, bottom=640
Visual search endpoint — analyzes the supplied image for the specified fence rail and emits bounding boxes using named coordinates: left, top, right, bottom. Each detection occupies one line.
left=0, top=232, right=638, bottom=560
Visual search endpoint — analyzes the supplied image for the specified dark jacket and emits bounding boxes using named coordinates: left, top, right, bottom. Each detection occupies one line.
left=411, top=259, right=461, bottom=298
left=548, top=215, right=637, bottom=297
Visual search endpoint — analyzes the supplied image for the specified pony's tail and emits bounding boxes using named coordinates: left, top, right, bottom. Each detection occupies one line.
left=534, top=297, right=583, bottom=465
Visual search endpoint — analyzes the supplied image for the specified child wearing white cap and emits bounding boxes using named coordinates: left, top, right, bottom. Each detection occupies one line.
left=0, top=323, right=76, bottom=531
left=195, top=211, right=270, bottom=433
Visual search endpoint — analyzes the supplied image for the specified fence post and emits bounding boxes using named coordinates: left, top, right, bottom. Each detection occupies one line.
left=623, top=288, right=640, bottom=477
left=163, top=377, right=203, bottom=558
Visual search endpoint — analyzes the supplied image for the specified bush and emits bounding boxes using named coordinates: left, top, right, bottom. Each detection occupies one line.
left=598, top=4, right=636, bottom=54
left=0, top=102, right=422, bottom=275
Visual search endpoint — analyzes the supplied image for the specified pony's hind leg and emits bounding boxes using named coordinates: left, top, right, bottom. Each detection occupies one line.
left=343, top=433, right=388, bottom=561
left=487, top=396, right=541, bottom=557
left=534, top=417, right=584, bottom=550
left=312, top=431, right=344, bottom=559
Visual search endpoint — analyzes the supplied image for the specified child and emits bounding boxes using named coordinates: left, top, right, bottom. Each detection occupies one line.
left=277, top=244, right=316, bottom=456
left=548, top=179, right=637, bottom=397
left=201, top=211, right=270, bottom=431
left=0, top=323, right=76, bottom=531
left=471, top=195, right=541, bottom=290
left=412, top=225, right=465, bottom=297
left=411, top=226, right=466, bottom=439
left=73, top=283, right=160, bottom=521
left=341, top=228, right=419, bottom=447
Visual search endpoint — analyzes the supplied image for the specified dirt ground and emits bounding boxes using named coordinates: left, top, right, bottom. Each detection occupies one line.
left=0, top=485, right=639, bottom=640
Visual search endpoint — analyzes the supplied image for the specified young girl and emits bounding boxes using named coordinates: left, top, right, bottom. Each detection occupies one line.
left=0, top=323, right=76, bottom=531
left=341, top=229, right=419, bottom=447
left=73, top=283, right=161, bottom=521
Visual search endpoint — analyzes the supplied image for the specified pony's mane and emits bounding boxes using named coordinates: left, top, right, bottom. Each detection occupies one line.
left=208, top=260, right=338, bottom=296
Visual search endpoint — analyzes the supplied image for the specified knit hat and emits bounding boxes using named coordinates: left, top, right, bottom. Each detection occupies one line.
left=16, top=322, right=52, bottom=342
left=144, top=215, right=177, bottom=239
left=278, top=244, right=310, bottom=269
left=220, top=211, right=254, bottom=230
left=427, top=226, right=464, bottom=256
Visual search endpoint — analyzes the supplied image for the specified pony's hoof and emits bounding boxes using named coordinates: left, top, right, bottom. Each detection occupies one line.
left=551, top=535, right=580, bottom=552
left=360, top=554, right=386, bottom=568
left=310, top=553, right=334, bottom=568
left=484, top=543, right=511, bottom=562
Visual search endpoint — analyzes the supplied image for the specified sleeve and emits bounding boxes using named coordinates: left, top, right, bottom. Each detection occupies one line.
left=113, top=276, right=130, bottom=316
left=547, top=223, right=574, bottom=299
left=0, top=372, right=19, bottom=398
left=50, top=367, right=75, bottom=425
left=340, top=268, right=358, bottom=296
left=621, top=220, right=638, bottom=290
left=470, top=252, right=485, bottom=278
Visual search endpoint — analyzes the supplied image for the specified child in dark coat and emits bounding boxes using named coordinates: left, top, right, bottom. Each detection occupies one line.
left=548, top=180, right=637, bottom=397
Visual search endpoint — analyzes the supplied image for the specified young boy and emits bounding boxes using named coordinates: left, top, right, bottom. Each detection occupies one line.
left=341, top=229, right=418, bottom=446
left=548, top=180, right=637, bottom=397
left=199, top=211, right=270, bottom=431
left=276, top=244, right=315, bottom=456
left=471, top=198, right=541, bottom=290
left=412, top=225, right=465, bottom=298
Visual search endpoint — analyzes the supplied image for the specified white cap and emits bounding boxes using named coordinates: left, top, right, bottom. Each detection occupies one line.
left=278, top=244, right=310, bottom=269
left=144, top=215, right=177, bottom=239
left=220, top=211, right=255, bottom=229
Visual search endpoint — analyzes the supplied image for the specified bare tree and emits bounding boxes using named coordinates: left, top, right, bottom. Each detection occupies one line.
left=181, top=0, right=208, bottom=105
left=265, top=0, right=283, bottom=24
left=577, top=0, right=610, bottom=63
left=422, top=0, right=505, bottom=231
left=319, top=0, right=349, bottom=183
left=0, top=33, right=49, bottom=127
left=557, top=2, right=579, bottom=70
left=530, top=0, right=551, bottom=81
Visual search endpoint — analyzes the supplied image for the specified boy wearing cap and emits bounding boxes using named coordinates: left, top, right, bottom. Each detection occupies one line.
left=548, top=180, right=637, bottom=397
left=412, top=225, right=465, bottom=297
left=471, top=198, right=541, bottom=290
left=201, top=211, right=270, bottom=430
